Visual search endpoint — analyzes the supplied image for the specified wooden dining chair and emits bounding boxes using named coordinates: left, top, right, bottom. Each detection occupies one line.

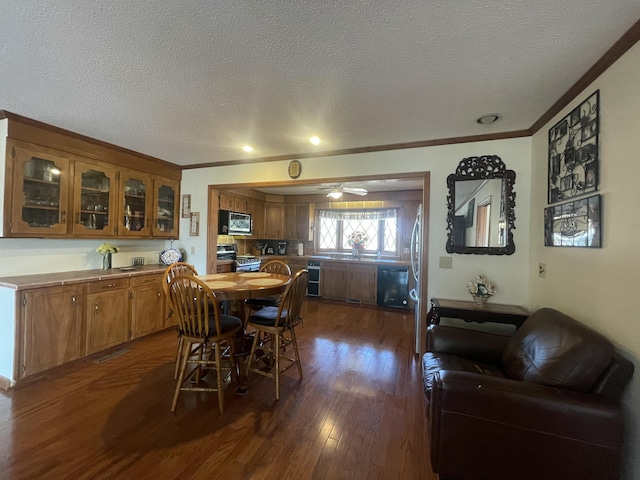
left=245, top=269, right=308, bottom=400
left=167, top=275, right=242, bottom=413
left=244, top=260, right=292, bottom=321
left=163, top=262, right=199, bottom=378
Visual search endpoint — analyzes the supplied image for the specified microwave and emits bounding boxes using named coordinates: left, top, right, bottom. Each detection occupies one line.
left=218, top=210, right=252, bottom=235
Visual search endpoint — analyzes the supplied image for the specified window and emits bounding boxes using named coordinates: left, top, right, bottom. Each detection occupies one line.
left=317, top=209, right=398, bottom=255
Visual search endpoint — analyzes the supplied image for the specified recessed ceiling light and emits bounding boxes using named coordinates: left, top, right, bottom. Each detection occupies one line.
left=476, top=114, right=501, bottom=125
left=242, top=145, right=253, bottom=153
left=309, top=136, right=321, bottom=145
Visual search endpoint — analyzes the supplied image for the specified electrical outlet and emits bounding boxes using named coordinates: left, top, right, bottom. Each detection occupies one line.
left=132, top=257, right=144, bottom=266
left=538, top=262, right=546, bottom=278
left=439, top=256, right=453, bottom=269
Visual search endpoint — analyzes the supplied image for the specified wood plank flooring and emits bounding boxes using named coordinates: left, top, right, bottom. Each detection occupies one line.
left=0, top=300, right=436, bottom=480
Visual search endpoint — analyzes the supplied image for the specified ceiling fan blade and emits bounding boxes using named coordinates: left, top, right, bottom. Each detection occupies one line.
left=342, top=187, right=368, bottom=196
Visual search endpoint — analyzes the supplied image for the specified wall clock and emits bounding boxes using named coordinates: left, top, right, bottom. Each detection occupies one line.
left=288, top=160, right=301, bottom=179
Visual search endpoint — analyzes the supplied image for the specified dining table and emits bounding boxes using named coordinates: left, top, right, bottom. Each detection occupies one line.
left=197, top=271, right=292, bottom=394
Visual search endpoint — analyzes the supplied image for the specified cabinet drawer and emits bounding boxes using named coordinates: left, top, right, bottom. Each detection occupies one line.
left=133, top=274, right=163, bottom=286
left=87, top=277, right=131, bottom=294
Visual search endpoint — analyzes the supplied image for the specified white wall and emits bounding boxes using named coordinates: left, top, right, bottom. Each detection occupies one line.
left=528, top=41, right=640, bottom=479
left=181, top=136, right=532, bottom=309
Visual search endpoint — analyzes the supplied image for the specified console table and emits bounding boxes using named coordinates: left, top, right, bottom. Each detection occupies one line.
left=427, top=298, right=530, bottom=329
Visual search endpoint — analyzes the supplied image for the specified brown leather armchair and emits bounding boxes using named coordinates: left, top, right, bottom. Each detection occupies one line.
left=422, top=308, right=634, bottom=480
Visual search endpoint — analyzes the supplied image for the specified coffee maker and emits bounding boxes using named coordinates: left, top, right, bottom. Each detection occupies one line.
left=278, top=241, right=287, bottom=255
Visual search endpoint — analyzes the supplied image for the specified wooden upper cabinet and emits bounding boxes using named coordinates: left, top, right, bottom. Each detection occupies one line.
left=153, top=176, right=179, bottom=238
left=402, top=201, right=420, bottom=243
left=219, top=193, right=234, bottom=211
left=234, top=196, right=247, bottom=213
left=9, top=141, right=72, bottom=235
left=118, top=169, right=153, bottom=237
left=72, top=160, right=118, bottom=236
left=246, top=199, right=265, bottom=238
left=264, top=203, right=284, bottom=238
left=220, top=192, right=247, bottom=213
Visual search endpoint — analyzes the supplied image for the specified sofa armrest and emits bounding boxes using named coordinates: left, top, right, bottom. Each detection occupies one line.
left=429, top=370, right=623, bottom=480
left=426, top=325, right=511, bottom=364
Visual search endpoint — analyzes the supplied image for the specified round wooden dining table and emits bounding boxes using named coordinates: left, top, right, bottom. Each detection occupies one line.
left=197, top=271, right=291, bottom=302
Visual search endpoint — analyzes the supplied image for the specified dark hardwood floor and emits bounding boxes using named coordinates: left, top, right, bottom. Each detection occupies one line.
left=0, top=300, right=436, bottom=480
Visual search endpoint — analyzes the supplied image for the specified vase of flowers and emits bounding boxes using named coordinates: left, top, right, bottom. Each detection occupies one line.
left=96, top=242, right=119, bottom=270
left=347, top=231, right=369, bottom=257
left=466, top=275, right=496, bottom=307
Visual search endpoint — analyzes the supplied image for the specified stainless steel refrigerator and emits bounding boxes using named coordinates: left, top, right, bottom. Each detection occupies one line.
left=409, top=204, right=422, bottom=354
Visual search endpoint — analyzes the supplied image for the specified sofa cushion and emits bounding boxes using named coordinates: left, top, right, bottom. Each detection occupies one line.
left=502, top=308, right=614, bottom=392
left=422, top=352, right=507, bottom=400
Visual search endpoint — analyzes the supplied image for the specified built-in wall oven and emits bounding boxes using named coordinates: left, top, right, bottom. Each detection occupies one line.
left=307, top=260, right=320, bottom=296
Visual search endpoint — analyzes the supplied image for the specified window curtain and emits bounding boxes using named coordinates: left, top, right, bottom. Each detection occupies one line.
left=318, top=208, right=397, bottom=221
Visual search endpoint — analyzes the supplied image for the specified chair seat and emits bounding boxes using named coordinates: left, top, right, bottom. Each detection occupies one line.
left=248, top=306, right=290, bottom=326
left=182, top=314, right=242, bottom=337
left=245, top=295, right=281, bottom=308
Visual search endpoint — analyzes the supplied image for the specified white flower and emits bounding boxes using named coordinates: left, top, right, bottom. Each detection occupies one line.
left=96, top=242, right=119, bottom=255
left=467, top=275, right=496, bottom=296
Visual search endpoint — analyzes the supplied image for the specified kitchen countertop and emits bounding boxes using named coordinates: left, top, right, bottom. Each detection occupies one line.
left=0, top=264, right=167, bottom=290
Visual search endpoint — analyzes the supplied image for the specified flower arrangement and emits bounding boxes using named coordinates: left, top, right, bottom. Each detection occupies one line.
left=96, top=243, right=119, bottom=270
left=347, top=231, right=369, bottom=249
left=466, top=275, right=496, bottom=306
left=96, top=242, right=120, bottom=255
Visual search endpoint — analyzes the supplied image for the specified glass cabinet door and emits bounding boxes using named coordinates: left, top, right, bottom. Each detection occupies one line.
left=153, top=177, right=179, bottom=237
left=119, top=170, right=152, bottom=236
left=11, top=143, right=70, bottom=235
left=73, top=161, right=117, bottom=235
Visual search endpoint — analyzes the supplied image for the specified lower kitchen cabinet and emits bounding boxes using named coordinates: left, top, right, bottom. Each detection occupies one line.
left=320, top=263, right=347, bottom=300
left=346, top=264, right=377, bottom=304
left=86, top=278, right=130, bottom=355
left=286, top=259, right=307, bottom=274
left=21, top=285, right=84, bottom=378
left=130, top=274, right=165, bottom=339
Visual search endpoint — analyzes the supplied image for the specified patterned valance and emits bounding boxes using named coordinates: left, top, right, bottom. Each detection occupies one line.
left=318, top=208, right=397, bottom=221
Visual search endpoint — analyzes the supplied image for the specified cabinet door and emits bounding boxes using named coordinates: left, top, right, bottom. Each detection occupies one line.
left=246, top=199, right=265, bottom=238
left=402, top=202, right=420, bottom=243
left=10, top=142, right=71, bottom=235
left=264, top=203, right=284, bottom=238
left=295, top=204, right=310, bottom=240
left=86, top=290, right=130, bottom=354
left=286, top=260, right=307, bottom=274
left=118, top=170, right=153, bottom=236
left=131, top=275, right=165, bottom=339
left=347, top=264, right=378, bottom=304
left=22, top=285, right=83, bottom=377
left=73, top=160, right=118, bottom=236
left=320, top=263, right=347, bottom=300
left=153, top=176, right=179, bottom=237
left=285, top=205, right=297, bottom=239
left=234, top=196, right=247, bottom=213
left=219, top=193, right=234, bottom=211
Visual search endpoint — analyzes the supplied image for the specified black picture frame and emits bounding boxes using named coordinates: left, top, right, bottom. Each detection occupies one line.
left=544, top=194, right=601, bottom=247
left=547, top=90, right=599, bottom=204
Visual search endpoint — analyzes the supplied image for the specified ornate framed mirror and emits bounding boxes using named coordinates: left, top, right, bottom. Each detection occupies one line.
left=446, top=155, right=516, bottom=255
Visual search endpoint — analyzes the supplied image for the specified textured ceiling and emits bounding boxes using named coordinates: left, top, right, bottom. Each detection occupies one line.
left=1, top=1, right=640, bottom=168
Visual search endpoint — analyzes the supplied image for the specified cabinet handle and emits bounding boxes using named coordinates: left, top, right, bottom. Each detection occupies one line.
left=61, top=210, right=66, bottom=222
left=94, top=303, right=99, bottom=313
left=71, top=296, right=76, bottom=305
left=103, top=283, right=117, bottom=288
left=157, top=292, right=161, bottom=297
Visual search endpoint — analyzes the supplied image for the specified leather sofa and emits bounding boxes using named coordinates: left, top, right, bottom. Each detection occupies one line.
left=422, top=308, right=634, bottom=480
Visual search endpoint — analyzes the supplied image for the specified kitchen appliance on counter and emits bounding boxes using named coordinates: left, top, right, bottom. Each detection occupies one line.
left=218, top=210, right=252, bottom=235
left=262, top=240, right=277, bottom=255
left=278, top=241, right=287, bottom=255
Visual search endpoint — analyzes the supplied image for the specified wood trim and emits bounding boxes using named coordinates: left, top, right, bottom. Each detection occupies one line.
left=530, top=18, right=640, bottom=134
left=183, top=130, right=530, bottom=169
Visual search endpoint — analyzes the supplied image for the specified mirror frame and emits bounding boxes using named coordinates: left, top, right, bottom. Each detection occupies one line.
left=446, top=155, right=516, bottom=255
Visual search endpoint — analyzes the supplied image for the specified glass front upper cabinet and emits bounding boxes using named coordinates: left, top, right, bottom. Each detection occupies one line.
left=119, top=170, right=152, bottom=236
left=11, top=143, right=70, bottom=235
left=73, top=161, right=117, bottom=236
left=153, top=177, right=179, bottom=237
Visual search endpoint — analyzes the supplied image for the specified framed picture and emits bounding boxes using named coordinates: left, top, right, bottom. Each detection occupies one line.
left=465, top=198, right=475, bottom=228
left=189, top=212, right=200, bottom=236
left=547, top=90, right=599, bottom=203
left=181, top=194, right=191, bottom=218
left=544, top=194, right=600, bottom=247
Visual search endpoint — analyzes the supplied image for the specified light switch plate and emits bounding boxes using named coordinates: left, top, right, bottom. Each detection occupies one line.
left=439, top=256, right=453, bottom=269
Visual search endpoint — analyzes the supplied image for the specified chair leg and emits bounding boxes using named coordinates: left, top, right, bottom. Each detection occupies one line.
left=245, top=330, right=261, bottom=378
left=171, top=340, right=192, bottom=412
left=274, top=333, right=280, bottom=401
left=290, top=327, right=303, bottom=379
left=214, top=342, right=225, bottom=413
left=174, top=336, right=184, bottom=379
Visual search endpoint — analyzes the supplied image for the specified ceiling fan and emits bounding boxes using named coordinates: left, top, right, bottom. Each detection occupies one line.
left=320, top=184, right=368, bottom=198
